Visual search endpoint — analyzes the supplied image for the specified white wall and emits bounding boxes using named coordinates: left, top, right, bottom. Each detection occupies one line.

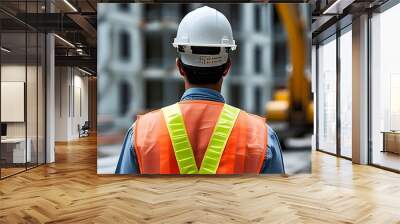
left=71, top=73, right=89, bottom=138
left=55, top=67, right=69, bottom=141
left=1, top=65, right=26, bottom=143
left=1, top=65, right=36, bottom=138
left=1, top=82, right=25, bottom=122
left=55, top=67, right=89, bottom=141
left=1, top=66, right=26, bottom=134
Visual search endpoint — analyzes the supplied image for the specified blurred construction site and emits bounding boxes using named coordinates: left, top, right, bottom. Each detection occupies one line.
left=97, top=3, right=312, bottom=174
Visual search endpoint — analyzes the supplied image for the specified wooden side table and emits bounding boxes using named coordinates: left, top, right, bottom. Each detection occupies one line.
left=381, top=131, right=400, bottom=154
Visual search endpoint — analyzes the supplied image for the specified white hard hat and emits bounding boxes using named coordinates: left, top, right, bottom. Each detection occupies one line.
left=173, top=6, right=236, bottom=67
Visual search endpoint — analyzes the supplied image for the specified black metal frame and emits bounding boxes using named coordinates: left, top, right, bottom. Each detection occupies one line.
left=367, top=10, right=373, bottom=166
left=0, top=0, right=47, bottom=180
left=25, top=1, right=28, bottom=172
left=0, top=19, right=2, bottom=179
left=315, top=44, right=319, bottom=151
left=336, top=23, right=341, bottom=157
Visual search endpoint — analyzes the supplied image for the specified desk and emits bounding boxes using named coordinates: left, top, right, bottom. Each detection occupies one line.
left=382, top=131, right=400, bottom=154
left=1, top=138, right=31, bottom=163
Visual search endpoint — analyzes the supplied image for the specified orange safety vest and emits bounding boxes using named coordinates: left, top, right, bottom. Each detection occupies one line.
left=134, top=100, right=268, bottom=174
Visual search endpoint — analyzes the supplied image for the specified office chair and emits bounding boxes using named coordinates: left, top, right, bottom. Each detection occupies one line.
left=79, top=121, right=90, bottom=138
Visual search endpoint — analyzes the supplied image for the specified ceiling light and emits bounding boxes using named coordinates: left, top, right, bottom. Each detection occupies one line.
left=323, top=0, right=354, bottom=15
left=76, top=48, right=85, bottom=55
left=1, top=47, right=11, bottom=53
left=78, top=67, right=92, bottom=76
left=54, top=34, right=75, bottom=48
left=63, top=0, right=78, bottom=12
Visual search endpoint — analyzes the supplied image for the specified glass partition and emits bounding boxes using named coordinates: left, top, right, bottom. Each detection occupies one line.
left=0, top=1, right=46, bottom=179
left=1, top=30, right=28, bottom=177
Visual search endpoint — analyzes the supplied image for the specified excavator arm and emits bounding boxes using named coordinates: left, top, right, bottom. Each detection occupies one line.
left=266, top=4, right=313, bottom=127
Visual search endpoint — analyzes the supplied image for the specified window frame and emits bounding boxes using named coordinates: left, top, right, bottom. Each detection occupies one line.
left=367, top=0, right=400, bottom=173
left=315, top=19, right=353, bottom=161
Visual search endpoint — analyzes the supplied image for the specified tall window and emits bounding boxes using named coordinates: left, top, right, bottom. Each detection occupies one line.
left=119, top=31, right=131, bottom=61
left=254, top=46, right=262, bottom=74
left=370, top=3, right=400, bottom=171
left=339, top=28, right=352, bottom=158
left=317, top=36, right=337, bottom=154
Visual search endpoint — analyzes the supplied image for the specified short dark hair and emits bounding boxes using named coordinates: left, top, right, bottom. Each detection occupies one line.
left=179, top=58, right=230, bottom=85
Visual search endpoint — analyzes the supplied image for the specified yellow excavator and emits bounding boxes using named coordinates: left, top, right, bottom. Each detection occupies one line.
left=266, top=4, right=314, bottom=140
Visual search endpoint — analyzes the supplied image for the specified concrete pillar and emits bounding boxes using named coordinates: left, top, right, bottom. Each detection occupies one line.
left=262, top=5, right=273, bottom=112
left=352, top=14, right=369, bottom=164
left=45, top=0, right=55, bottom=163
left=242, top=5, right=255, bottom=112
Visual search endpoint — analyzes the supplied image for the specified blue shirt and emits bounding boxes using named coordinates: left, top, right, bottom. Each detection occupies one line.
left=116, top=87, right=285, bottom=174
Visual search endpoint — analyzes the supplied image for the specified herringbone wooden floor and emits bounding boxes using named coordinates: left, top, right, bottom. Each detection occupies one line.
left=1, top=135, right=400, bottom=224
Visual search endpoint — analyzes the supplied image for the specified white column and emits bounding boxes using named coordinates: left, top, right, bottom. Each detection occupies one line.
left=352, top=14, right=369, bottom=164
left=312, top=45, right=317, bottom=151
left=46, top=32, right=55, bottom=163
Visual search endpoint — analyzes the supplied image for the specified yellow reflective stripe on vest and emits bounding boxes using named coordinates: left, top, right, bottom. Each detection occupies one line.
left=162, top=103, right=240, bottom=174
left=199, top=104, right=240, bottom=174
left=162, top=104, right=198, bottom=174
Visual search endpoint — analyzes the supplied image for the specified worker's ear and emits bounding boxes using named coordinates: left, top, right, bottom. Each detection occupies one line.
left=222, top=58, right=231, bottom=77
left=176, top=58, right=186, bottom=77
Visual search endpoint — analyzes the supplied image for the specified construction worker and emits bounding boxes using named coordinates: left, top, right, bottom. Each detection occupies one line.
left=116, top=6, right=285, bottom=174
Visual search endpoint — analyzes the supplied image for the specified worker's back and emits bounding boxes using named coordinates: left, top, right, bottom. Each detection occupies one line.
left=134, top=100, right=267, bottom=174
left=116, top=7, right=285, bottom=175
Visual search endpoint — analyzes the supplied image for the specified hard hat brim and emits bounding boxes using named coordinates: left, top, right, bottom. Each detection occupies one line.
left=179, top=52, right=229, bottom=67
left=172, top=42, right=237, bottom=51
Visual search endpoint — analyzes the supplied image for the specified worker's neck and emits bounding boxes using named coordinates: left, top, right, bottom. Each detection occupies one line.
left=185, top=84, right=221, bottom=92
left=185, top=80, right=222, bottom=92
